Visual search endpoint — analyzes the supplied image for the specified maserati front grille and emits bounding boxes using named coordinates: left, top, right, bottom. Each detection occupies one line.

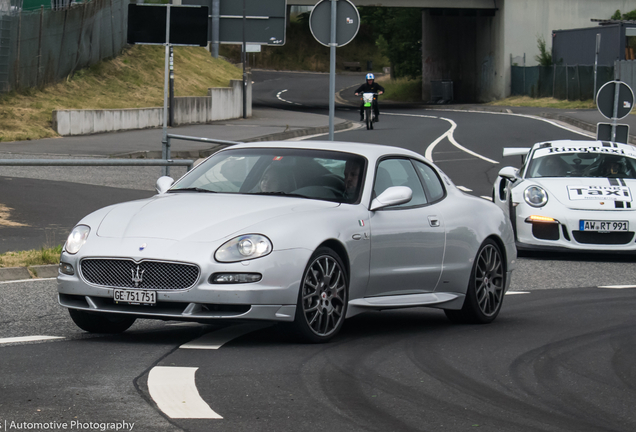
left=80, top=259, right=200, bottom=290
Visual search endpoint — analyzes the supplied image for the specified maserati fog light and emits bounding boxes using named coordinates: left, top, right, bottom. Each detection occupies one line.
left=59, top=262, right=75, bottom=275
left=210, top=273, right=262, bottom=284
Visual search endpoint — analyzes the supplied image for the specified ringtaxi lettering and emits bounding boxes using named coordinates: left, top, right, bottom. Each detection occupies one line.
left=567, top=185, right=632, bottom=201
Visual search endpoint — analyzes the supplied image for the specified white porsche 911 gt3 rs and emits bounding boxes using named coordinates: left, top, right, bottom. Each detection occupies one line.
left=494, top=139, right=636, bottom=253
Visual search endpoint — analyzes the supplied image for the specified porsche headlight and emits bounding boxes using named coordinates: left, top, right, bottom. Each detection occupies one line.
left=215, top=234, right=272, bottom=263
left=64, top=225, right=90, bottom=254
left=524, top=186, right=548, bottom=207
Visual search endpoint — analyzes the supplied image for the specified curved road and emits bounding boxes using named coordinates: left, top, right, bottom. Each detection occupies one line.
left=1, top=71, right=635, bottom=432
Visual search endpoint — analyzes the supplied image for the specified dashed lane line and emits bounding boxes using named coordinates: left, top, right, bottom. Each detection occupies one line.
left=0, top=335, right=65, bottom=344
left=180, top=323, right=272, bottom=350
left=148, top=366, right=222, bottom=419
left=506, top=291, right=530, bottom=295
left=456, top=186, right=472, bottom=192
left=598, top=285, right=636, bottom=289
left=276, top=89, right=302, bottom=106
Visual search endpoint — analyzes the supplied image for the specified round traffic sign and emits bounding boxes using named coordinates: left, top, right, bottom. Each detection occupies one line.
left=596, top=80, right=634, bottom=120
left=309, top=0, right=360, bottom=48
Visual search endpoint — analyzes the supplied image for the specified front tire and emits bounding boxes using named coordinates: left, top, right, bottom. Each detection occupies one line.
left=293, top=247, right=348, bottom=343
left=69, top=309, right=136, bottom=333
left=365, top=108, right=371, bottom=130
left=445, top=239, right=505, bottom=324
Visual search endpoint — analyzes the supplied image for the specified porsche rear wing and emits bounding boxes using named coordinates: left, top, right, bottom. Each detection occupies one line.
left=502, top=147, right=531, bottom=157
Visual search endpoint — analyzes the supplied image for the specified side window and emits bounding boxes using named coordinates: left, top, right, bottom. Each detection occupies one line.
left=413, top=160, right=445, bottom=202
left=374, top=158, right=427, bottom=208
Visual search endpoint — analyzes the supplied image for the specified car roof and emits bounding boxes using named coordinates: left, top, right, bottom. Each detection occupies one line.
left=225, top=140, right=427, bottom=161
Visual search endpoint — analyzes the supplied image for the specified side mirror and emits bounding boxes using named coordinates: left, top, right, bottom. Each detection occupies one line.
left=370, top=186, right=413, bottom=211
left=155, top=176, right=174, bottom=194
left=498, top=166, right=518, bottom=181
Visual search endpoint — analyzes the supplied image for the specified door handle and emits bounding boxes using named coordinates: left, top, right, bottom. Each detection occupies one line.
left=428, top=216, right=440, bottom=227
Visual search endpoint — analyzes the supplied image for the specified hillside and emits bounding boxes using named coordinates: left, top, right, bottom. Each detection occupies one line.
left=0, top=46, right=242, bottom=143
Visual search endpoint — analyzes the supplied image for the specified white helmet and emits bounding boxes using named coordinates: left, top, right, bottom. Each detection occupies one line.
left=366, top=73, right=374, bottom=80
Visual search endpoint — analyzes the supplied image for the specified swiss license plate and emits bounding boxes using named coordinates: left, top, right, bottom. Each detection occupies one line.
left=113, top=289, right=156, bottom=305
left=579, top=220, right=629, bottom=232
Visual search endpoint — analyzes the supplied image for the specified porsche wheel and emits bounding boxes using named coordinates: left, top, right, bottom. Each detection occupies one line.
left=69, top=309, right=136, bottom=333
left=293, top=247, right=348, bottom=343
left=445, top=239, right=505, bottom=324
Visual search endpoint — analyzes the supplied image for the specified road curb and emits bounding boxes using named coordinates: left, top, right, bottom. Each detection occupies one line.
left=0, top=264, right=58, bottom=282
left=113, top=120, right=356, bottom=160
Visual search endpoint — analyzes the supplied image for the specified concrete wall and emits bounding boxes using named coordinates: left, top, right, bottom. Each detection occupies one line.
left=421, top=0, right=636, bottom=102
left=53, top=79, right=251, bottom=136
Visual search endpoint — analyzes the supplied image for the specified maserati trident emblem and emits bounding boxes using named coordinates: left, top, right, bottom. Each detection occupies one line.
left=131, top=265, right=145, bottom=287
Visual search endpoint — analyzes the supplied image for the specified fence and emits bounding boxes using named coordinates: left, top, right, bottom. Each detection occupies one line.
left=511, top=65, right=614, bottom=100
left=0, top=0, right=128, bottom=92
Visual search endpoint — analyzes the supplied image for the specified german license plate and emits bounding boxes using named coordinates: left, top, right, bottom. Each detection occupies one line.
left=579, top=220, right=629, bottom=232
left=113, top=289, right=156, bottom=305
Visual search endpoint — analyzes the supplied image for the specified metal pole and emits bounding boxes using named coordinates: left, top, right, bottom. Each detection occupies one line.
left=594, top=33, right=601, bottom=103
left=169, top=45, right=174, bottom=127
left=565, top=63, right=568, bottom=101
left=211, top=0, right=220, bottom=58
left=522, top=53, right=526, bottom=95
left=162, top=5, right=171, bottom=177
left=242, top=0, right=247, bottom=119
left=612, top=80, right=620, bottom=142
left=328, top=0, right=337, bottom=141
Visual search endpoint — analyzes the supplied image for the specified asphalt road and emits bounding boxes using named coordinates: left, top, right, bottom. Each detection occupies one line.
left=1, top=70, right=635, bottom=432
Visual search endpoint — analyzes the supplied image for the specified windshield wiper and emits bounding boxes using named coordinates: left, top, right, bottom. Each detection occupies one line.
left=249, top=191, right=310, bottom=199
left=168, top=187, right=217, bottom=193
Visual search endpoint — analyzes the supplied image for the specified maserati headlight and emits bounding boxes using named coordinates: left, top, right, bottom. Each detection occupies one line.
left=65, top=225, right=90, bottom=254
left=215, top=234, right=272, bottom=263
left=524, top=186, right=548, bottom=207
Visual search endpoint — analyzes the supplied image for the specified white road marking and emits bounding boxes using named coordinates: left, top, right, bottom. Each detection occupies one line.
left=0, top=335, right=65, bottom=344
left=598, top=285, right=636, bottom=289
left=457, top=186, right=472, bottom=192
left=180, top=323, right=272, bottom=350
left=148, top=366, right=222, bottom=419
left=434, top=108, right=594, bottom=138
left=384, top=113, right=498, bottom=164
left=505, top=291, right=530, bottom=295
left=276, top=89, right=301, bottom=105
left=0, top=277, right=56, bottom=284
left=480, top=195, right=493, bottom=201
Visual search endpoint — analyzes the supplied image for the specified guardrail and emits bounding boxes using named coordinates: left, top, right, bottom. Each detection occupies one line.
left=0, top=134, right=243, bottom=177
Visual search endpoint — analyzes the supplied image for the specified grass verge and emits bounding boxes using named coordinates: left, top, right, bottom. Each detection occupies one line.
left=0, top=45, right=242, bottom=142
left=379, top=76, right=422, bottom=102
left=488, top=96, right=596, bottom=110
left=0, top=245, right=62, bottom=268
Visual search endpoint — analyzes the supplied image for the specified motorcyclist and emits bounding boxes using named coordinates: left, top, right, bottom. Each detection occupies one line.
left=354, top=73, right=384, bottom=122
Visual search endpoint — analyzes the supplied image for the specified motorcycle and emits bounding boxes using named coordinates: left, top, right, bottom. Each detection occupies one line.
left=361, top=92, right=378, bottom=130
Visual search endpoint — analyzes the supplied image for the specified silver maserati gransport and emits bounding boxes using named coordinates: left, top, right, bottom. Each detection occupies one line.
left=57, top=141, right=516, bottom=342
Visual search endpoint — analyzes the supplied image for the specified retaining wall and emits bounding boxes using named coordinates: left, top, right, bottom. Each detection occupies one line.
left=52, top=79, right=251, bottom=136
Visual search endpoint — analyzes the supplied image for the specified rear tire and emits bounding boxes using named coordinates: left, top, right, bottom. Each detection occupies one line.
left=292, top=247, right=348, bottom=343
left=69, top=309, right=136, bottom=333
left=445, top=239, right=505, bottom=324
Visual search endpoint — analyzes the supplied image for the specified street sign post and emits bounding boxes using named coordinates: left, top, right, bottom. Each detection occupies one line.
left=310, top=0, right=360, bottom=140
left=127, top=4, right=208, bottom=176
left=596, top=80, right=634, bottom=143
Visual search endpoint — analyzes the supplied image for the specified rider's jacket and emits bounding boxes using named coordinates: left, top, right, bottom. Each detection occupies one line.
left=354, top=82, right=385, bottom=94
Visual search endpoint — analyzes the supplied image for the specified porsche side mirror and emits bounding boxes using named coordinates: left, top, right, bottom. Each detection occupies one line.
left=498, top=166, right=518, bottom=181
left=155, top=176, right=174, bottom=194
left=370, top=186, right=413, bottom=211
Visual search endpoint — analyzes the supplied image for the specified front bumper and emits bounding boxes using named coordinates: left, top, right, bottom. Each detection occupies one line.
left=57, top=247, right=312, bottom=323
left=513, top=203, right=636, bottom=252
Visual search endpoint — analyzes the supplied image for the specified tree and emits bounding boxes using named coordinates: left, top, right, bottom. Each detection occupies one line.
left=610, top=9, right=636, bottom=20
left=535, top=35, right=552, bottom=66
left=357, top=7, right=422, bottom=79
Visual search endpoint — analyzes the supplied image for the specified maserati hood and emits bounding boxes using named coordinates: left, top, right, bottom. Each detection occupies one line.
left=96, top=193, right=339, bottom=242
left=534, top=178, right=636, bottom=210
